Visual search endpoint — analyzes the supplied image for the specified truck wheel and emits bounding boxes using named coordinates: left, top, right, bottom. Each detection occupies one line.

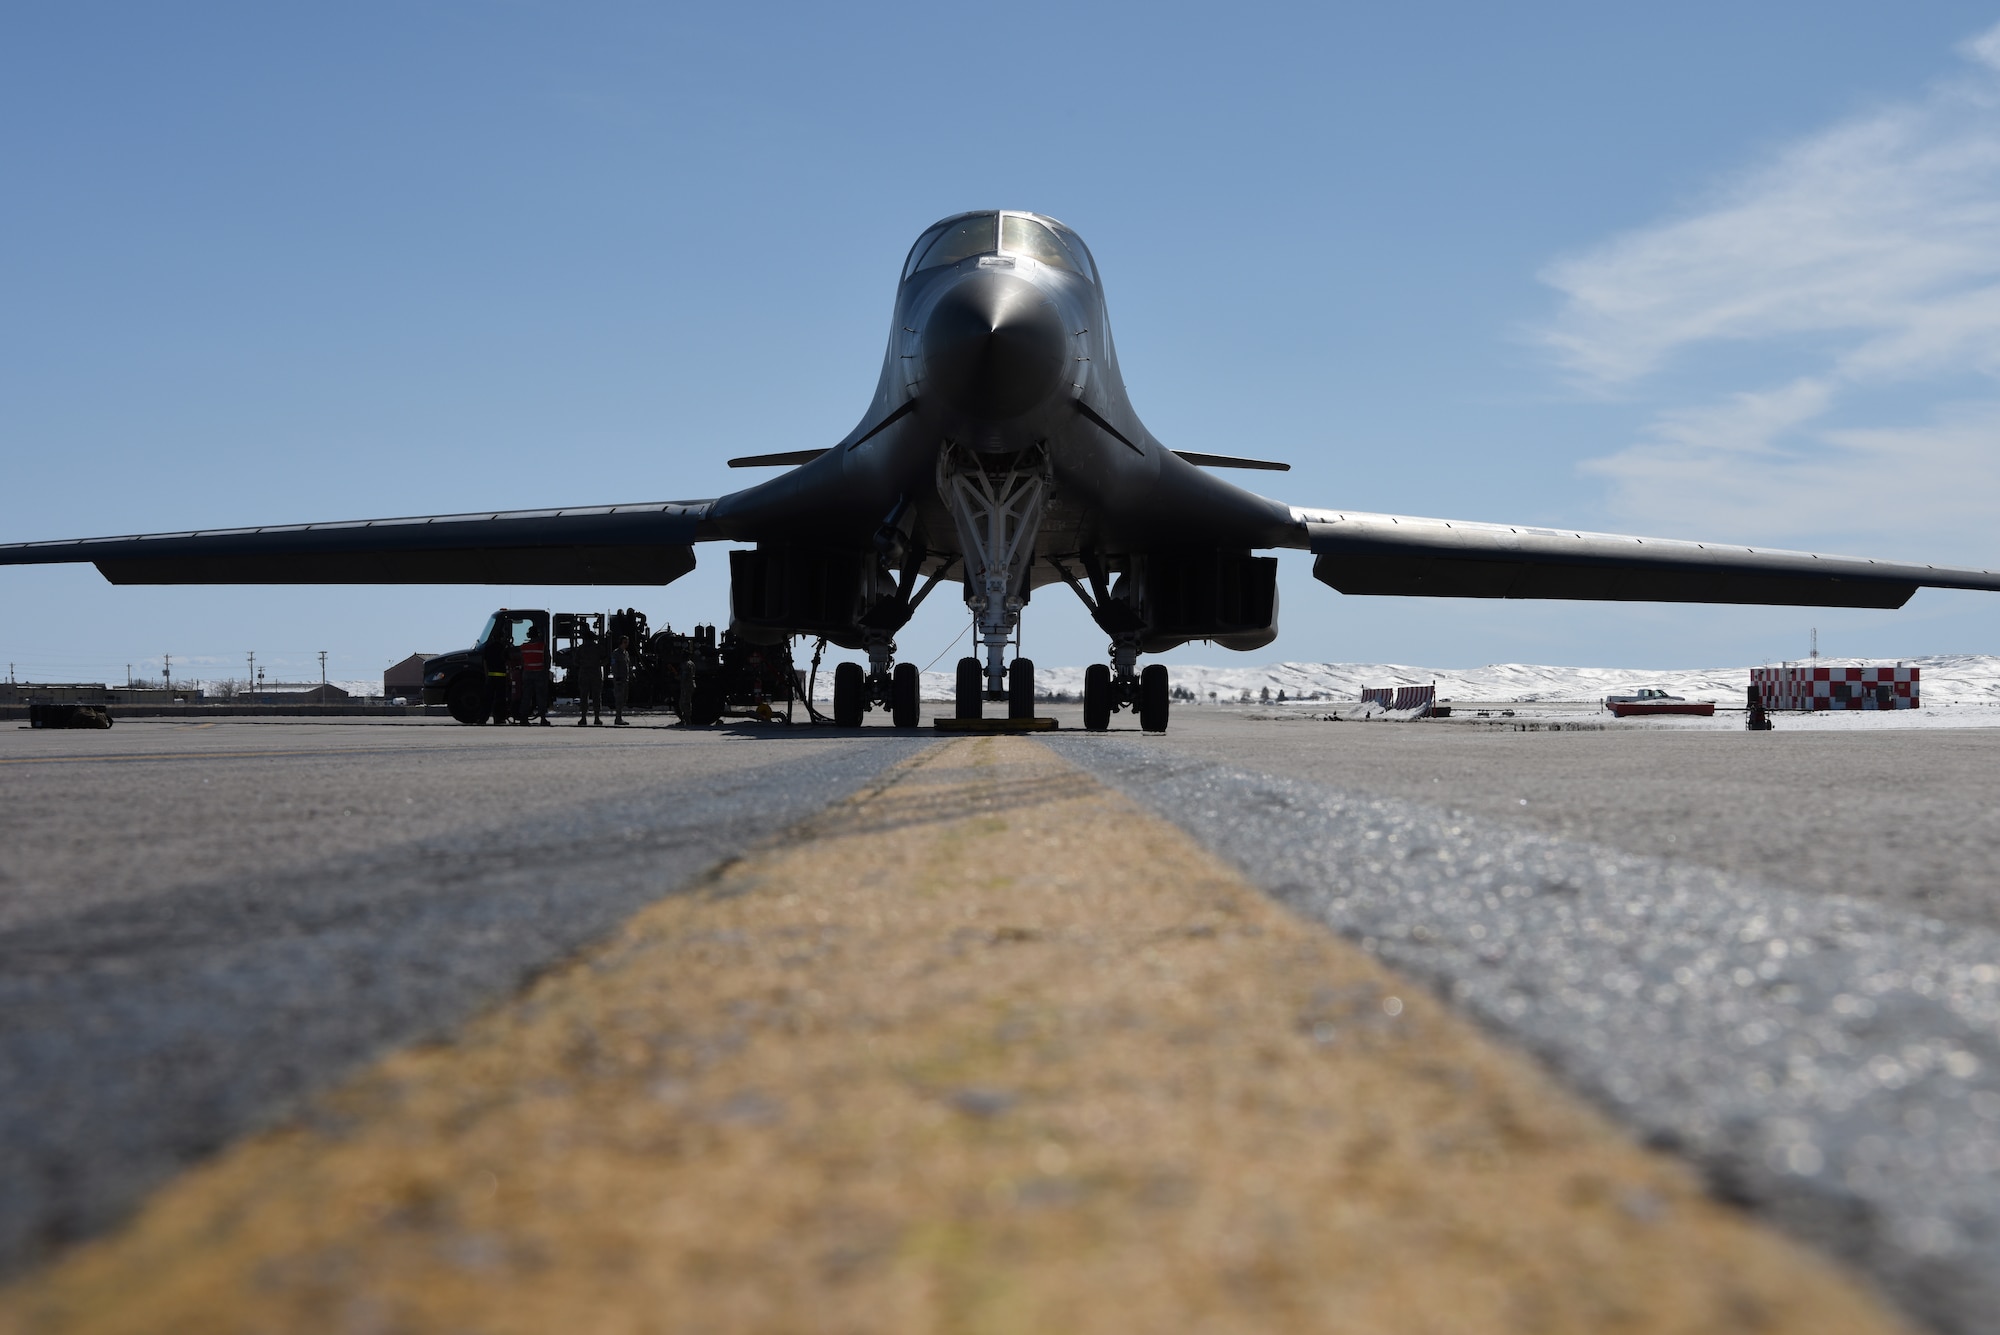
left=1008, top=658, right=1035, bottom=719
left=955, top=658, right=982, bottom=720
left=892, top=662, right=920, bottom=728
left=445, top=677, right=486, bottom=725
left=1139, top=663, right=1170, bottom=733
left=833, top=661, right=865, bottom=727
left=1083, top=664, right=1111, bottom=732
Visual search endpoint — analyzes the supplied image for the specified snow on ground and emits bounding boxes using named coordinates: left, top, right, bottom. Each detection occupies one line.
left=185, top=679, right=387, bottom=699
left=876, top=653, right=2000, bottom=707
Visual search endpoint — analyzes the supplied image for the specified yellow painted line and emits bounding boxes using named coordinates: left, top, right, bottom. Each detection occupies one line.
left=0, top=737, right=1909, bottom=1334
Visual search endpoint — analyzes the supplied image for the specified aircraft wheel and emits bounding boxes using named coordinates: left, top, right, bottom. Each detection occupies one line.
left=445, top=677, right=486, bottom=725
left=955, top=657, right=983, bottom=720
left=833, top=661, right=865, bottom=727
left=892, top=662, right=921, bottom=728
left=1008, top=658, right=1035, bottom=719
left=1139, top=663, right=1170, bottom=733
left=1083, top=663, right=1111, bottom=732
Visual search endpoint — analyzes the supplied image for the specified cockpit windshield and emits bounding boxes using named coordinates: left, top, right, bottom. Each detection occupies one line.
left=1001, top=215, right=1080, bottom=274
left=905, top=212, right=1096, bottom=281
left=913, top=214, right=998, bottom=274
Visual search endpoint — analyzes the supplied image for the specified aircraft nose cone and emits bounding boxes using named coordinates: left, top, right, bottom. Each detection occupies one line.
left=920, top=271, right=1068, bottom=420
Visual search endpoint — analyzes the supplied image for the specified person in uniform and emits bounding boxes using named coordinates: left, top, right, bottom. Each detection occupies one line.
left=571, top=626, right=605, bottom=727
left=520, top=623, right=552, bottom=726
left=482, top=609, right=513, bottom=725
left=610, top=635, right=632, bottom=726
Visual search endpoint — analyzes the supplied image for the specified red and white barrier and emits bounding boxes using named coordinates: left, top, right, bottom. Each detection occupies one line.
left=1749, top=665, right=1919, bottom=711
left=1359, top=684, right=1437, bottom=716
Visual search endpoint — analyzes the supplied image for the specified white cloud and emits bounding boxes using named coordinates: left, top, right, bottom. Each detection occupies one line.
left=1962, top=21, right=2000, bottom=73
left=1582, top=401, right=2000, bottom=560
left=1539, top=22, right=2000, bottom=554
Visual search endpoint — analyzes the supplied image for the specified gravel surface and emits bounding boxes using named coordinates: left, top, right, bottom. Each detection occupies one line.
left=1051, top=731, right=2000, bottom=1335
left=0, top=719, right=926, bottom=1275
left=1145, top=707, right=2000, bottom=934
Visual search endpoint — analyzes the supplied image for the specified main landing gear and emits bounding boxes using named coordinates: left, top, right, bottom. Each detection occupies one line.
left=831, top=639, right=924, bottom=729
left=1081, top=640, right=1169, bottom=733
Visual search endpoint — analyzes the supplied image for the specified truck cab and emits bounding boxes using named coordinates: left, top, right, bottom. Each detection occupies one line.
left=422, top=609, right=551, bottom=724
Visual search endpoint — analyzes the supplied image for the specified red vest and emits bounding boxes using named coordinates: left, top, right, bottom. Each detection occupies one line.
left=520, top=640, right=547, bottom=672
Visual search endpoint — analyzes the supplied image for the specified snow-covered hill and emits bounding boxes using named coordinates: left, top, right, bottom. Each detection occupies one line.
left=879, top=654, right=2000, bottom=705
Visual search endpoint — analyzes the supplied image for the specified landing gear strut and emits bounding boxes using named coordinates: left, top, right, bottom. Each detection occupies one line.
left=941, top=444, right=1049, bottom=703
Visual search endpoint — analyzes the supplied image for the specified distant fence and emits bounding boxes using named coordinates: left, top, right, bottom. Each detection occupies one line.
left=1749, top=665, right=1919, bottom=711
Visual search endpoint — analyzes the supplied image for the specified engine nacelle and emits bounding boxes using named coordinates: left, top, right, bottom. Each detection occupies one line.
left=729, top=545, right=879, bottom=648
left=1124, top=551, right=1280, bottom=653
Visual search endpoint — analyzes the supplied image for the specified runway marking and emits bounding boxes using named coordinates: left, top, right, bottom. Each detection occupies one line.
left=0, top=737, right=1908, bottom=1334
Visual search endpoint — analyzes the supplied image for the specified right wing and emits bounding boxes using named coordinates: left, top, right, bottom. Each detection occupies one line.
left=0, top=500, right=714, bottom=585
left=1294, top=507, right=2000, bottom=609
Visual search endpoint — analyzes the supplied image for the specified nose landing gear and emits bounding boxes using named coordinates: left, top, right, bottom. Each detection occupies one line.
left=955, top=656, right=1037, bottom=720
left=940, top=444, right=1049, bottom=704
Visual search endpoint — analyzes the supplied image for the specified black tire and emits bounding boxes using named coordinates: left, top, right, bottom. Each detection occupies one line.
left=1083, top=663, right=1111, bottom=732
left=892, top=662, right=921, bottom=728
left=688, top=678, right=725, bottom=727
left=445, top=676, right=486, bottom=725
left=1008, top=658, right=1035, bottom=720
left=955, top=657, right=983, bottom=720
left=1140, top=663, right=1170, bottom=733
left=833, top=661, right=865, bottom=727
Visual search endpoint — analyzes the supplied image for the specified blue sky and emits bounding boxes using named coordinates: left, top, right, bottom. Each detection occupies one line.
left=7, top=3, right=2000, bottom=686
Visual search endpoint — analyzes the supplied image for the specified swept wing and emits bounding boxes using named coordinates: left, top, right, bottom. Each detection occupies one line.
left=0, top=501, right=713, bottom=585
left=1293, top=507, right=2000, bottom=609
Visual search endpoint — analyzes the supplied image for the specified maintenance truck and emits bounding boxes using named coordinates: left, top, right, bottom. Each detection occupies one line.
left=421, top=607, right=807, bottom=726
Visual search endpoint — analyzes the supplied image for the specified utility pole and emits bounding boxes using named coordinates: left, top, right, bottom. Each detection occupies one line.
left=318, top=650, right=328, bottom=692
left=163, top=653, right=171, bottom=691
left=125, top=664, right=132, bottom=687
left=1811, top=627, right=1818, bottom=661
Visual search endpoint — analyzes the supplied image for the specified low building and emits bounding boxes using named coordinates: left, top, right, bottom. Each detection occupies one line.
left=247, top=683, right=351, bottom=704
left=384, top=653, right=434, bottom=701
left=0, top=682, right=111, bottom=704
left=0, top=683, right=202, bottom=705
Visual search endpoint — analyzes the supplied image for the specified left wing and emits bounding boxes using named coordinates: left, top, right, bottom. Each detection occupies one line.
left=0, top=501, right=714, bottom=585
left=1293, top=507, right=2000, bottom=609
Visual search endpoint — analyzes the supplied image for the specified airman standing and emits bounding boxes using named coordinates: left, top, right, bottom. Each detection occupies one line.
left=571, top=626, right=605, bottom=727
left=520, top=623, right=552, bottom=726
left=482, top=609, right=513, bottom=725
left=610, top=635, right=632, bottom=726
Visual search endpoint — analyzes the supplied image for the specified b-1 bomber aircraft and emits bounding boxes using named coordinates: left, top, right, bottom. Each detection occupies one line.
left=7, top=209, right=2000, bottom=732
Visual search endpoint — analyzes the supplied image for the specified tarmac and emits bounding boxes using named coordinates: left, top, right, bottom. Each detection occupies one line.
left=1, top=706, right=1994, bottom=1332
